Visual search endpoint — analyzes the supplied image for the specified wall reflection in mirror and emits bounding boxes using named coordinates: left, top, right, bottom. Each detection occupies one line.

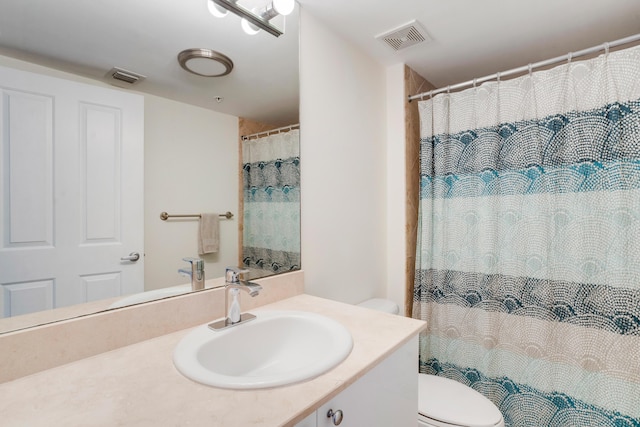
left=0, top=0, right=300, bottom=333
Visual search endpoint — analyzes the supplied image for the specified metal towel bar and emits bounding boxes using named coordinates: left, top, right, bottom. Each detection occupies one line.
left=160, top=211, right=233, bottom=220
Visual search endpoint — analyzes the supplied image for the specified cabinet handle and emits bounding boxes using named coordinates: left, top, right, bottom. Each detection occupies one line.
left=327, top=409, right=343, bottom=425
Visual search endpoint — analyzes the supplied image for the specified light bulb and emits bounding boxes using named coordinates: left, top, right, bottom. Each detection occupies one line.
left=241, top=18, right=260, bottom=35
left=272, top=0, right=294, bottom=16
left=207, top=0, right=228, bottom=18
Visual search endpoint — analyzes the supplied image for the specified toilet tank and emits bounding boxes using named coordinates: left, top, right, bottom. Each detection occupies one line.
left=357, top=298, right=399, bottom=314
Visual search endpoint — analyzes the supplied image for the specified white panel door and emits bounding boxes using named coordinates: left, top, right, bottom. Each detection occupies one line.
left=0, top=65, right=144, bottom=318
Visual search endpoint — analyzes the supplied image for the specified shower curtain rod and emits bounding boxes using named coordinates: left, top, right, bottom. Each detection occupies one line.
left=408, top=33, right=640, bottom=102
left=241, top=123, right=300, bottom=140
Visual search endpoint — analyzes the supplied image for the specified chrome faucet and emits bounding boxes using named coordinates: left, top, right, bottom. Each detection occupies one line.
left=178, top=257, right=205, bottom=291
left=209, top=267, right=262, bottom=330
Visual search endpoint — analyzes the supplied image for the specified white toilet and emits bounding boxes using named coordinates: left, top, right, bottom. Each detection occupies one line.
left=357, top=299, right=505, bottom=427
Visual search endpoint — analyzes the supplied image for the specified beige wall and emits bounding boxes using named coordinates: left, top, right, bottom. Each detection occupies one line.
left=385, top=63, right=408, bottom=314
left=298, top=11, right=436, bottom=312
left=299, top=9, right=388, bottom=304
left=144, top=96, right=238, bottom=290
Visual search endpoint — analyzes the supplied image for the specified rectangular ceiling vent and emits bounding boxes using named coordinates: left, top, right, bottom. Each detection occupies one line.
left=106, top=67, right=146, bottom=86
left=376, top=20, right=431, bottom=52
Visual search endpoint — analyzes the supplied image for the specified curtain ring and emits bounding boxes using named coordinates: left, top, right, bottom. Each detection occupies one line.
left=446, top=85, right=451, bottom=94
left=528, top=64, right=533, bottom=78
left=496, top=72, right=501, bottom=83
left=428, top=90, right=433, bottom=99
left=473, top=78, right=477, bottom=88
left=567, top=52, right=573, bottom=64
left=604, top=42, right=610, bottom=56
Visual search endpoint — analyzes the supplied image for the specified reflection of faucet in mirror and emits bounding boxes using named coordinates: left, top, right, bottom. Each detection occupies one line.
left=209, top=267, right=262, bottom=330
left=179, top=258, right=205, bottom=291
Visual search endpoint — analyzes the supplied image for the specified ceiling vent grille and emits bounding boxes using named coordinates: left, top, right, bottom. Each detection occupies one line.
left=106, top=67, right=146, bottom=86
left=376, top=20, right=431, bottom=51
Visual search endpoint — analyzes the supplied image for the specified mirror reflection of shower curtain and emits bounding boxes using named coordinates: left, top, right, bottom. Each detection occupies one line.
left=242, top=128, right=300, bottom=274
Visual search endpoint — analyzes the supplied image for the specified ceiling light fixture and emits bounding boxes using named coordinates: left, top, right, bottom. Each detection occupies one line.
left=209, top=0, right=294, bottom=37
left=207, top=0, right=228, bottom=18
left=241, top=16, right=261, bottom=36
left=177, top=48, right=234, bottom=77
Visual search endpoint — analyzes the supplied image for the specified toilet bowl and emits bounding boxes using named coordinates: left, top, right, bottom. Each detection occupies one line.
left=417, top=374, right=504, bottom=427
left=357, top=299, right=505, bottom=427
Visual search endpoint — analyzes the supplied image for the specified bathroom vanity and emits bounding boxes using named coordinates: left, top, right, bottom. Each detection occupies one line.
left=0, top=272, right=426, bottom=426
left=294, top=337, right=417, bottom=426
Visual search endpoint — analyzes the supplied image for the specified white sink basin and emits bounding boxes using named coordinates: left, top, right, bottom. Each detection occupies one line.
left=173, top=310, right=353, bottom=389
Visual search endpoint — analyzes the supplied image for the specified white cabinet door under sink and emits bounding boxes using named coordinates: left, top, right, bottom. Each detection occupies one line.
left=295, top=337, right=418, bottom=427
left=0, top=65, right=144, bottom=317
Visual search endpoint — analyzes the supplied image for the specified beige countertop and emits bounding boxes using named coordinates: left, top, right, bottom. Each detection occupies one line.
left=0, top=294, right=426, bottom=426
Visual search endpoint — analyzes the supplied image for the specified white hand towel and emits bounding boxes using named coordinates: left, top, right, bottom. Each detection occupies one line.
left=198, top=213, right=220, bottom=255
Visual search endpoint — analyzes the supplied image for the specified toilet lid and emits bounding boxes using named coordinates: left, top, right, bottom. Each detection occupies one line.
left=418, top=374, right=503, bottom=427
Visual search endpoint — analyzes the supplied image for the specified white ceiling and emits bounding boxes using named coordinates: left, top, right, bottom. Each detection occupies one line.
left=0, top=0, right=300, bottom=126
left=299, top=0, right=640, bottom=91
left=1, top=0, right=638, bottom=124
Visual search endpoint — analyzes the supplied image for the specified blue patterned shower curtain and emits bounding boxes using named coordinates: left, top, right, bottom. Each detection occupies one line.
left=242, top=129, right=300, bottom=274
left=414, top=46, right=640, bottom=426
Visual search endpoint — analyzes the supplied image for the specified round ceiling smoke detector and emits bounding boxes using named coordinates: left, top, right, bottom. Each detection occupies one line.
left=178, top=48, right=234, bottom=77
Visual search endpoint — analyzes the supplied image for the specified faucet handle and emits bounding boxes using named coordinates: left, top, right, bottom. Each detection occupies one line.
left=183, top=257, right=204, bottom=271
left=225, top=266, right=249, bottom=283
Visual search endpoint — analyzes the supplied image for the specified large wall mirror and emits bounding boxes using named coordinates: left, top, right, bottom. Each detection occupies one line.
left=0, top=0, right=300, bottom=333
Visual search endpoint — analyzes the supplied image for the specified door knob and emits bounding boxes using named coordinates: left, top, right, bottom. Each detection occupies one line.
left=120, top=252, right=140, bottom=262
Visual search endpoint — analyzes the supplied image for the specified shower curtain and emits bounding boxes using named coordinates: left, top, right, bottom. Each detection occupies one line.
left=242, top=128, right=300, bottom=274
left=414, top=46, right=640, bottom=426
